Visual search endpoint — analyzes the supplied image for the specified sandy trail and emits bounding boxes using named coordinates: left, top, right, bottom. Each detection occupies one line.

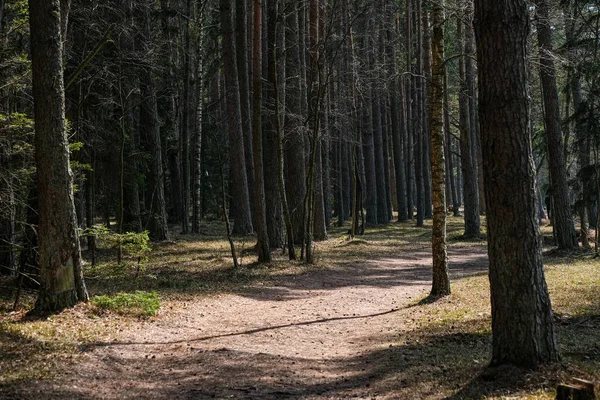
left=13, top=246, right=488, bottom=400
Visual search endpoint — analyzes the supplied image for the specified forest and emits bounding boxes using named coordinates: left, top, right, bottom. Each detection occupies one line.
left=0, top=0, right=599, bottom=398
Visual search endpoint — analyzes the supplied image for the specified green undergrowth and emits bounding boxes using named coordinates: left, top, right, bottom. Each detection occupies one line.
left=91, top=290, right=160, bottom=317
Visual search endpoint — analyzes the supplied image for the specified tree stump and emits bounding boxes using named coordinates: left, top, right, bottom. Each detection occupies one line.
left=556, top=378, right=596, bottom=400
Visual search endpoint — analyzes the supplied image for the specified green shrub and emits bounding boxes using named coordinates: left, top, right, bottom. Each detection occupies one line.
left=91, top=291, right=160, bottom=317
left=82, top=225, right=152, bottom=277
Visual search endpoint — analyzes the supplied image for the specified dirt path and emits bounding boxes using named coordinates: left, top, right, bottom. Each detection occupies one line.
left=19, top=246, right=489, bottom=399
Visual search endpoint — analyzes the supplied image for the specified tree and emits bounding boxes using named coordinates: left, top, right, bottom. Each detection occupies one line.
left=264, top=0, right=285, bottom=249
left=457, top=7, right=481, bottom=238
left=251, top=0, right=271, bottom=263
left=139, top=1, right=169, bottom=241
left=474, top=0, right=560, bottom=366
left=219, top=0, right=253, bottom=235
left=429, top=0, right=450, bottom=297
left=283, top=0, right=307, bottom=246
left=533, top=0, right=578, bottom=250
left=235, top=0, right=255, bottom=225
left=29, top=0, right=88, bottom=313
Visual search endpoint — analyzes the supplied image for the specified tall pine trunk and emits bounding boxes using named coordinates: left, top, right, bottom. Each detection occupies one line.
left=219, top=0, right=253, bottom=235
left=252, top=0, right=271, bottom=262
left=264, top=0, right=285, bottom=248
left=474, top=0, right=560, bottom=366
left=30, top=0, right=88, bottom=313
left=458, top=12, right=481, bottom=238
left=534, top=0, right=578, bottom=250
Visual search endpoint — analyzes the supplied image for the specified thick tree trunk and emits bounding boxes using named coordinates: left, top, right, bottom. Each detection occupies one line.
left=219, top=0, right=253, bottom=235
left=429, top=1, right=450, bottom=297
left=474, top=0, right=560, bottom=366
left=30, top=0, right=88, bottom=313
left=534, top=0, right=578, bottom=250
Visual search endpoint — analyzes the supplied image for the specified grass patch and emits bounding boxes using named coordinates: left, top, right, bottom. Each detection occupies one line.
left=386, top=248, right=600, bottom=399
left=91, top=291, right=160, bottom=317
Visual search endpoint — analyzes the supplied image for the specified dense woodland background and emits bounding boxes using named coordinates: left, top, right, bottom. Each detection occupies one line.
left=4, top=0, right=600, bottom=263
left=1, top=0, right=600, bottom=375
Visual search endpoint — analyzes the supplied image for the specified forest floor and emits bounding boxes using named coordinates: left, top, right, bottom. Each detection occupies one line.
left=1, top=216, right=599, bottom=399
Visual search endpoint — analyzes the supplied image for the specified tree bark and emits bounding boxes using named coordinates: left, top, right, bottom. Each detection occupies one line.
left=363, top=105, right=378, bottom=225
left=458, top=12, right=481, bottom=238
left=534, top=0, right=578, bottom=250
left=444, top=71, right=460, bottom=216
left=422, top=9, right=432, bottom=220
left=264, top=0, right=285, bottom=249
left=219, top=0, right=253, bottom=235
left=235, top=0, right=256, bottom=225
left=474, top=0, right=560, bottom=366
left=387, top=2, right=408, bottom=222
left=284, top=0, right=306, bottom=245
left=429, top=0, right=450, bottom=297
left=464, top=0, right=484, bottom=216
left=30, top=0, right=88, bottom=313
left=252, top=0, right=271, bottom=262
left=192, top=10, right=205, bottom=235
left=405, top=0, right=415, bottom=220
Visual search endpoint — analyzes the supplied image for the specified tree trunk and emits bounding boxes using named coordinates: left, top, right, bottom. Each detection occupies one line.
left=264, top=0, right=285, bottom=249
left=284, top=0, right=306, bottom=245
left=464, top=0, right=484, bottom=216
left=534, top=0, right=578, bottom=250
left=372, top=87, right=389, bottom=224
left=235, top=0, right=256, bottom=225
left=192, top=10, right=205, bottom=234
left=388, top=5, right=408, bottom=222
left=179, top=0, right=193, bottom=234
left=414, top=0, right=425, bottom=227
left=219, top=0, right=253, bottom=235
left=252, top=0, right=271, bottom=262
left=429, top=0, right=450, bottom=297
left=30, top=0, right=88, bottom=313
left=458, top=12, right=481, bottom=238
left=474, top=0, right=560, bottom=366
left=405, top=0, right=414, bottom=220
left=422, top=9, right=432, bottom=220
left=444, top=71, right=460, bottom=216
left=363, top=105, right=378, bottom=225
